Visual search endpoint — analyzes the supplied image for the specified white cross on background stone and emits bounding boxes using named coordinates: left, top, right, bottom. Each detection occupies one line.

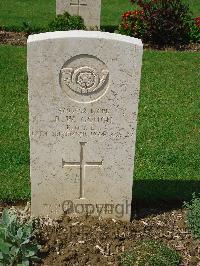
left=70, top=0, right=87, bottom=15
left=62, top=142, right=103, bottom=199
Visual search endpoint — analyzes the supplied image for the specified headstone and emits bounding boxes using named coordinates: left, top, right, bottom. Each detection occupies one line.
left=56, top=0, right=101, bottom=29
left=28, top=31, right=143, bottom=221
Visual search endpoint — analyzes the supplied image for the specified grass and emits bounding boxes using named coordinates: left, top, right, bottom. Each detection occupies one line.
left=0, top=45, right=29, bottom=200
left=121, top=240, right=181, bottom=266
left=134, top=50, right=200, bottom=202
left=0, top=0, right=199, bottom=30
left=0, top=0, right=55, bottom=29
left=0, top=45, right=199, bottom=202
left=185, top=0, right=200, bottom=17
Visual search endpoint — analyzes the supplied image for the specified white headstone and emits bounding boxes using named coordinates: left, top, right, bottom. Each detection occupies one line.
left=56, top=0, right=101, bottom=29
left=28, top=31, right=143, bottom=221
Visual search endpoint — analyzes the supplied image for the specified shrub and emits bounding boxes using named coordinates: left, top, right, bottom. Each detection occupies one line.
left=1, top=13, right=86, bottom=34
left=184, top=194, right=200, bottom=239
left=120, top=240, right=181, bottom=266
left=0, top=24, right=41, bottom=34
left=0, top=209, right=40, bottom=266
left=119, top=0, right=192, bottom=46
left=119, top=10, right=146, bottom=39
left=190, top=17, right=200, bottom=43
left=21, top=22, right=42, bottom=35
left=195, top=17, right=200, bottom=27
left=48, top=12, right=85, bottom=31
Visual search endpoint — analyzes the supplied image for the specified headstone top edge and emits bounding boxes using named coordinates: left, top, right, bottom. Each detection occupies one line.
left=27, top=30, right=143, bottom=47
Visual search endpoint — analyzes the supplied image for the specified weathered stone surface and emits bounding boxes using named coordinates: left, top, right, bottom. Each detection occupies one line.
left=28, top=31, right=143, bottom=221
left=56, top=0, right=101, bottom=29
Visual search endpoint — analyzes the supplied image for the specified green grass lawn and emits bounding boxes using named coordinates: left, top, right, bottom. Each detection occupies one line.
left=0, top=45, right=29, bottom=200
left=0, top=0, right=199, bottom=29
left=0, top=45, right=199, bottom=202
left=134, top=50, right=200, bottom=202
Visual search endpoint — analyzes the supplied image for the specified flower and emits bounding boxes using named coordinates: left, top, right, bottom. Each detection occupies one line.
left=194, top=17, right=200, bottom=27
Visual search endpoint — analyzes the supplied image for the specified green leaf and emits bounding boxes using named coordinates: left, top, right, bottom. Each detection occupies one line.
left=10, top=246, right=19, bottom=256
left=17, top=228, right=23, bottom=240
left=27, top=250, right=35, bottom=257
left=21, top=239, right=30, bottom=245
left=24, top=245, right=39, bottom=257
left=22, top=225, right=32, bottom=237
left=30, top=255, right=40, bottom=261
left=0, top=240, right=11, bottom=254
left=21, top=258, right=29, bottom=266
left=0, top=209, right=40, bottom=266
left=0, top=228, right=5, bottom=240
left=2, top=210, right=10, bottom=226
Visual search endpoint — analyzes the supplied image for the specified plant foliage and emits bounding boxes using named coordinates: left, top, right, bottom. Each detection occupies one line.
left=190, top=17, right=200, bottom=43
left=48, top=12, right=85, bottom=31
left=1, top=12, right=86, bottom=34
left=184, top=193, right=200, bottom=239
left=0, top=209, right=40, bottom=266
left=119, top=0, right=193, bottom=46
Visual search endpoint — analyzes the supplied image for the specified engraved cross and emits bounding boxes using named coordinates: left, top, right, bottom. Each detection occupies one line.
left=70, top=0, right=87, bottom=16
left=62, top=142, right=103, bottom=199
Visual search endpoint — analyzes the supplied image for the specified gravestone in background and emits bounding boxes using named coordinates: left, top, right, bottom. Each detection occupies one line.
left=28, top=31, right=143, bottom=221
left=56, top=0, right=101, bottom=29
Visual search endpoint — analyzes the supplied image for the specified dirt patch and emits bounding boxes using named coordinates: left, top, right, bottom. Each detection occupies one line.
left=0, top=30, right=27, bottom=46
left=0, top=202, right=199, bottom=265
left=36, top=209, right=200, bottom=266
left=0, top=201, right=25, bottom=214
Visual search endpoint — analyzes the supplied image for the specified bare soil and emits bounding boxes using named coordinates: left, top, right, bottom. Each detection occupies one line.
left=0, top=30, right=27, bottom=46
left=36, top=208, right=200, bottom=266
left=0, top=202, right=200, bottom=265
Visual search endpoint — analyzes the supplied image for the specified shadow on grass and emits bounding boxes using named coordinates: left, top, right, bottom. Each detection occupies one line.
left=132, top=179, right=200, bottom=219
left=101, top=25, right=118, bottom=33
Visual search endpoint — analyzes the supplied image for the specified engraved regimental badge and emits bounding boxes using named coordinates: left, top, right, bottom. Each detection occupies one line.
left=60, top=54, right=109, bottom=103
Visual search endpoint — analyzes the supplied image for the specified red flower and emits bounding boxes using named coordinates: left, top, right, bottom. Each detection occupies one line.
left=195, top=17, right=200, bottom=27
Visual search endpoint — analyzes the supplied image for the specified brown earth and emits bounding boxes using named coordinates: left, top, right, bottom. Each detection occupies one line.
left=36, top=207, right=200, bottom=266
left=0, top=30, right=200, bottom=52
left=0, top=202, right=200, bottom=265
left=0, top=30, right=27, bottom=46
